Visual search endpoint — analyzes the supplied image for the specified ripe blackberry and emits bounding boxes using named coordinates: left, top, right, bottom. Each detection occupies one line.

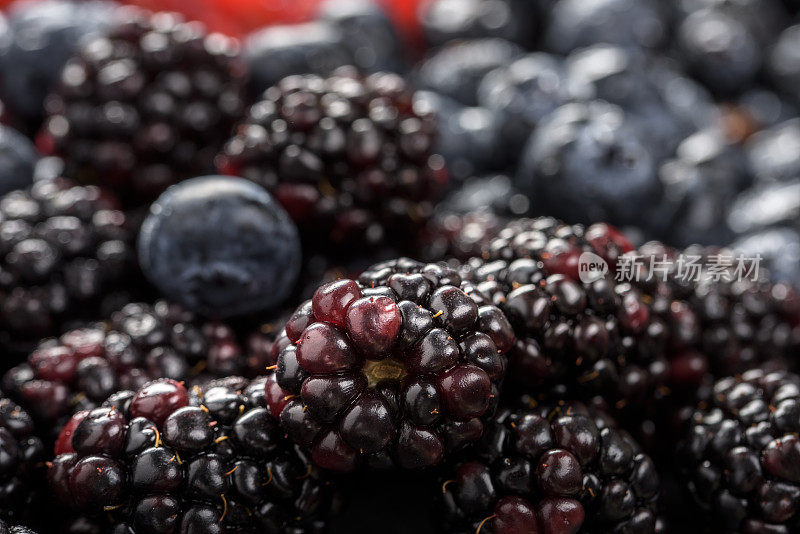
left=38, top=7, right=248, bottom=202
left=0, top=395, right=45, bottom=527
left=217, top=69, right=448, bottom=252
left=441, top=403, right=663, bottom=533
left=266, top=258, right=515, bottom=472
left=2, top=300, right=264, bottom=429
left=0, top=178, right=138, bottom=352
left=679, top=368, right=800, bottom=532
left=49, top=377, right=336, bottom=533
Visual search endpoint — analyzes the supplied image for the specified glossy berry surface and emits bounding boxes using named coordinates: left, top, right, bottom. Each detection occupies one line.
left=138, top=176, right=301, bottom=317
left=0, top=178, right=138, bottom=352
left=218, top=68, right=448, bottom=253
left=679, top=369, right=800, bottom=532
left=49, top=377, right=336, bottom=533
left=38, top=7, right=248, bottom=202
left=268, top=258, right=514, bottom=472
left=0, top=396, right=44, bottom=527
left=442, top=403, right=663, bottom=533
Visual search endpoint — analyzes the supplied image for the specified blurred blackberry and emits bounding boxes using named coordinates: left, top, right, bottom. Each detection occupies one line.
left=0, top=178, right=138, bottom=353
left=517, top=101, right=660, bottom=228
left=653, top=128, right=748, bottom=246
left=0, top=0, right=119, bottom=133
left=566, top=44, right=716, bottom=159
left=244, top=21, right=353, bottom=95
left=217, top=69, right=448, bottom=253
left=49, top=377, right=337, bottom=533
left=38, top=8, right=248, bottom=202
left=421, top=0, right=539, bottom=49
left=478, top=52, right=592, bottom=160
left=2, top=300, right=265, bottom=430
left=413, top=91, right=505, bottom=182
left=545, top=0, right=668, bottom=54
left=679, top=368, right=800, bottom=532
left=266, top=258, right=515, bottom=471
left=415, top=38, right=523, bottom=106
left=317, top=0, right=405, bottom=74
left=746, top=118, right=800, bottom=183
left=0, top=396, right=44, bottom=527
left=441, top=403, right=663, bottom=533
left=0, top=522, right=35, bottom=534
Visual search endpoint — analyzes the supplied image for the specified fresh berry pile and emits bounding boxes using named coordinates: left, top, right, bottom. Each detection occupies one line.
left=0, top=0, right=795, bottom=533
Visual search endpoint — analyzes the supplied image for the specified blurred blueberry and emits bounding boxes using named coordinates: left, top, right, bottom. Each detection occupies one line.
left=727, top=179, right=800, bottom=235
left=768, top=24, right=800, bottom=101
left=0, top=124, right=37, bottom=195
left=244, top=22, right=354, bottom=94
left=517, top=100, right=659, bottom=227
left=545, top=0, right=667, bottom=54
left=414, top=90, right=506, bottom=181
left=478, top=53, right=592, bottom=159
left=731, top=228, right=800, bottom=289
left=0, top=0, right=118, bottom=129
left=653, top=128, right=747, bottom=246
left=736, top=88, right=798, bottom=131
left=138, top=176, right=301, bottom=318
left=566, top=44, right=716, bottom=158
left=317, top=0, right=404, bottom=73
left=415, top=38, right=523, bottom=106
left=439, top=174, right=529, bottom=216
left=420, top=0, right=540, bottom=48
left=746, top=118, right=800, bottom=182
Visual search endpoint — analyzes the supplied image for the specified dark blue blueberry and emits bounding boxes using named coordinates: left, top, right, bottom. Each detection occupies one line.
left=413, top=91, right=505, bottom=181
left=769, top=24, right=800, bottom=100
left=138, top=176, right=301, bottom=318
left=517, top=100, right=659, bottom=227
left=727, top=180, right=800, bottom=236
left=317, top=0, right=405, bottom=73
left=421, top=0, right=539, bottom=49
left=439, top=175, right=528, bottom=217
left=566, top=44, right=716, bottom=158
left=415, top=38, right=523, bottom=106
left=746, top=119, right=800, bottom=183
left=545, top=0, right=667, bottom=54
left=0, top=124, right=37, bottom=196
left=0, top=0, right=118, bottom=129
left=478, top=53, right=591, bottom=160
left=731, top=228, right=800, bottom=290
left=737, top=89, right=798, bottom=131
left=243, top=21, right=353, bottom=95
left=652, top=128, right=747, bottom=246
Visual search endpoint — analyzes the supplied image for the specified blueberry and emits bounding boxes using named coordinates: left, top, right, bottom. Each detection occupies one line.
left=478, top=53, right=591, bottom=160
left=545, top=0, right=667, bottom=54
left=736, top=89, right=798, bottom=131
left=413, top=91, right=505, bottom=181
left=138, top=176, right=301, bottom=318
left=727, top=180, right=800, bottom=236
left=244, top=21, right=353, bottom=95
left=731, top=228, right=800, bottom=290
left=769, top=24, right=800, bottom=98
left=652, top=128, right=747, bottom=246
left=0, top=0, right=118, bottom=129
left=746, top=119, right=800, bottom=183
left=317, top=0, right=404, bottom=73
left=0, top=124, right=37, bottom=195
left=439, top=175, right=528, bottom=217
left=421, top=0, right=539, bottom=48
left=517, top=100, right=659, bottom=227
left=415, top=38, right=524, bottom=106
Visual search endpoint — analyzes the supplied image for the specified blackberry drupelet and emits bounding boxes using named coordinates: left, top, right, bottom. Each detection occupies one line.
left=441, top=403, right=663, bottom=533
left=49, top=377, right=336, bottom=533
left=0, top=178, right=138, bottom=352
left=0, top=521, right=36, bottom=534
left=679, top=368, right=800, bottom=532
left=0, top=395, right=44, bottom=527
left=38, top=7, right=248, bottom=202
left=2, top=300, right=264, bottom=429
left=266, top=258, right=515, bottom=472
left=217, top=69, right=448, bottom=252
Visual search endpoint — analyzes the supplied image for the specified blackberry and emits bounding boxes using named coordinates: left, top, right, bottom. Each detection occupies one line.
left=679, top=368, right=800, bottom=532
left=49, top=377, right=336, bottom=533
left=0, top=178, right=138, bottom=352
left=441, top=403, right=663, bottom=533
left=266, top=258, right=515, bottom=472
left=0, top=521, right=36, bottom=534
left=38, top=7, right=248, bottom=202
left=217, top=69, right=448, bottom=252
left=2, top=300, right=264, bottom=429
left=0, top=395, right=45, bottom=527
